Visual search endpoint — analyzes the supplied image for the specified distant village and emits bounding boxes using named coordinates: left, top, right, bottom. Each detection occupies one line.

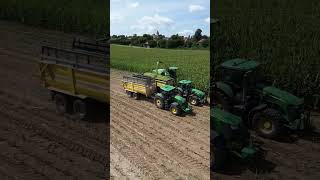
left=111, top=29, right=209, bottom=49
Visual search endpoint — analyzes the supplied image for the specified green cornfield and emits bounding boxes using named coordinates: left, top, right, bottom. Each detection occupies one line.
left=212, top=0, right=320, bottom=105
left=0, top=0, right=109, bottom=35
left=111, top=45, right=210, bottom=92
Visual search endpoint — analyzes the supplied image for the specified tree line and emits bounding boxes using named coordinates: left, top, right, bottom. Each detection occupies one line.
left=111, top=29, right=209, bottom=49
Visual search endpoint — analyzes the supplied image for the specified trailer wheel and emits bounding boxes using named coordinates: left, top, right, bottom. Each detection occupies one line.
left=170, top=103, right=181, bottom=116
left=126, top=91, right=133, bottom=98
left=54, top=94, right=69, bottom=114
left=133, top=93, right=139, bottom=100
left=73, top=99, right=88, bottom=120
left=189, top=95, right=199, bottom=106
left=155, top=97, right=164, bottom=109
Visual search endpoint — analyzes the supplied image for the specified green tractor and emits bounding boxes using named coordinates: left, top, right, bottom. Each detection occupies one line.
left=144, top=61, right=178, bottom=89
left=154, top=85, right=192, bottom=116
left=213, top=58, right=311, bottom=138
left=177, top=80, right=207, bottom=106
left=211, top=107, right=257, bottom=171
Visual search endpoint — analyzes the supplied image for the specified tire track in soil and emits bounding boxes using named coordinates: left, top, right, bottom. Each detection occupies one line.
left=111, top=96, right=209, bottom=163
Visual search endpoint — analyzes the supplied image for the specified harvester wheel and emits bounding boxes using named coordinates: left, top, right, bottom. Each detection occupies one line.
left=73, top=99, right=88, bottom=120
left=212, top=136, right=227, bottom=171
left=155, top=97, right=164, bottom=109
left=189, top=96, right=199, bottom=106
left=253, top=108, right=282, bottom=139
left=133, top=93, right=139, bottom=100
left=170, top=103, right=181, bottom=116
left=212, top=90, right=232, bottom=111
left=54, top=94, right=69, bottom=114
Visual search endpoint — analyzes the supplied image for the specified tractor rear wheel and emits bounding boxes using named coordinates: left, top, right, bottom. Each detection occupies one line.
left=73, top=99, right=88, bottom=120
left=155, top=97, right=164, bottom=109
left=189, top=95, right=199, bottom=106
left=212, top=90, right=232, bottom=112
left=170, top=103, right=181, bottom=116
left=253, top=108, right=282, bottom=139
left=54, top=94, right=70, bottom=114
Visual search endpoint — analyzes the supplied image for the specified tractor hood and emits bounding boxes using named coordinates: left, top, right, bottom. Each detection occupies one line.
left=191, top=89, right=205, bottom=98
left=174, top=95, right=186, bottom=104
left=263, top=86, right=304, bottom=106
left=211, top=108, right=241, bottom=126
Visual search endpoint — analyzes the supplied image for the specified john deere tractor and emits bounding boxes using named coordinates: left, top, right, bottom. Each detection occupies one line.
left=211, top=107, right=256, bottom=171
left=144, top=61, right=177, bottom=89
left=177, top=80, right=206, bottom=106
left=154, top=85, right=192, bottom=115
left=213, top=58, right=311, bottom=138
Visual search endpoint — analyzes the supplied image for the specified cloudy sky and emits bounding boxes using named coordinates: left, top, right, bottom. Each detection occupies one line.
left=111, top=0, right=210, bottom=36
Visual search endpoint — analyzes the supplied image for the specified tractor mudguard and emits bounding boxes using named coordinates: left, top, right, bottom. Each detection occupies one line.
left=214, top=82, right=233, bottom=98
left=248, top=104, right=268, bottom=125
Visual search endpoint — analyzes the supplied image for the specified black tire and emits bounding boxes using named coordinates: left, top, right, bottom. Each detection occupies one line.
left=155, top=97, right=165, bottom=109
left=126, top=91, right=133, bottom=98
left=73, top=99, right=88, bottom=120
left=189, top=95, right=199, bottom=106
left=212, top=89, right=232, bottom=112
left=253, top=108, right=283, bottom=139
left=212, top=136, right=227, bottom=171
left=133, top=93, right=139, bottom=100
left=54, top=94, right=69, bottom=114
left=170, top=103, right=181, bottom=116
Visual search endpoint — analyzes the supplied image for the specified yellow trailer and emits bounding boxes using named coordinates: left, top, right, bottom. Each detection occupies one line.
left=122, top=74, right=156, bottom=99
left=39, top=45, right=109, bottom=119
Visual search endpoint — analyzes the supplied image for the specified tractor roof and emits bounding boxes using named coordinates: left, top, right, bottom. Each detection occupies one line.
left=169, top=67, right=178, bottom=70
left=211, top=108, right=242, bottom=126
left=160, top=85, right=175, bottom=92
left=179, top=80, right=192, bottom=84
left=221, top=59, right=260, bottom=71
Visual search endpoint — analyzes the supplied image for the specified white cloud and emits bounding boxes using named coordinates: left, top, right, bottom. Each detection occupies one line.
left=205, top=17, right=210, bottom=23
left=131, top=14, right=174, bottom=33
left=178, top=30, right=193, bottom=36
left=189, top=4, right=205, bottom=12
left=111, top=13, right=124, bottom=24
left=128, top=2, right=139, bottom=8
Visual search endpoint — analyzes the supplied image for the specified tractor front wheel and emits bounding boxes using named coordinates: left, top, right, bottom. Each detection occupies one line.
left=170, top=103, right=181, bottom=116
left=253, top=108, right=282, bottom=139
left=189, top=96, right=199, bottom=106
left=155, top=97, right=164, bottom=109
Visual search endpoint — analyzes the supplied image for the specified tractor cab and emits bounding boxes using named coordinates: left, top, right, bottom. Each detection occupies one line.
left=217, top=59, right=262, bottom=90
left=159, top=85, right=177, bottom=99
left=178, top=80, right=193, bottom=97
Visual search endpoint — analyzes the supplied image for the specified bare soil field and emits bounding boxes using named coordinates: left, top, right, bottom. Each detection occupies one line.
left=0, top=21, right=108, bottom=180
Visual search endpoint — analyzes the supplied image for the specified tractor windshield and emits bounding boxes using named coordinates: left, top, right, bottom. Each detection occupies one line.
left=218, top=68, right=244, bottom=87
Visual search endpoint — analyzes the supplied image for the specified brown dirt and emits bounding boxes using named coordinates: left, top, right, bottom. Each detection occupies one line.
left=0, top=21, right=108, bottom=180
left=110, top=70, right=210, bottom=179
